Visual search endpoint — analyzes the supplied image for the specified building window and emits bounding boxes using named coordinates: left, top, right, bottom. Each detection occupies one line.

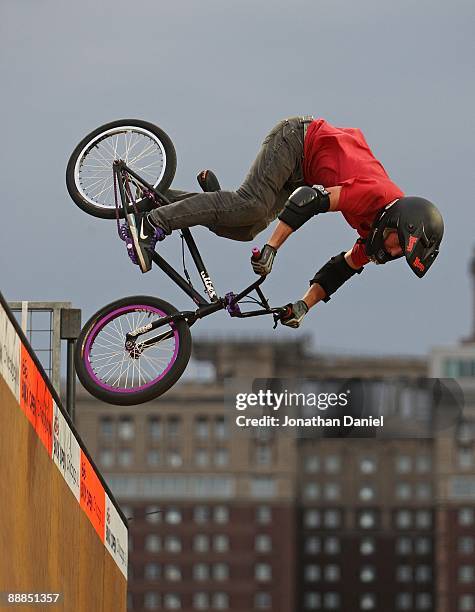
left=323, top=592, right=340, bottom=610
left=396, top=537, right=412, bottom=555
left=194, top=449, right=209, bottom=467
left=458, top=536, right=475, bottom=554
left=251, top=477, right=276, bottom=498
left=396, top=593, right=412, bottom=610
left=167, top=417, right=180, bottom=438
left=214, top=416, right=229, bottom=440
left=145, top=535, right=161, bottom=553
left=325, top=455, right=341, bottom=474
left=214, top=506, right=229, bottom=524
left=255, top=563, right=272, bottom=581
left=444, top=357, right=475, bottom=378
left=193, top=564, right=209, bottom=581
left=100, top=416, right=114, bottom=439
left=360, top=457, right=377, bottom=474
left=305, top=455, right=320, bottom=473
left=396, top=565, right=412, bottom=583
left=194, top=506, right=209, bottom=524
left=164, top=536, right=181, bottom=553
left=324, top=483, right=341, bottom=501
left=304, top=483, right=321, bottom=500
left=305, top=537, right=321, bottom=554
left=396, top=483, right=411, bottom=500
left=163, top=593, right=181, bottom=610
left=195, top=416, right=209, bottom=439
left=147, top=417, right=161, bottom=441
left=304, top=564, right=321, bottom=582
left=359, top=511, right=377, bottom=529
left=214, top=448, right=229, bottom=467
left=415, top=454, right=431, bottom=473
left=415, top=593, right=432, bottom=610
left=193, top=593, right=209, bottom=610
left=255, top=444, right=272, bottom=465
left=415, top=565, right=431, bottom=582
left=212, top=593, right=229, bottom=610
left=360, top=538, right=375, bottom=556
left=99, top=449, right=114, bottom=468
left=459, top=508, right=475, bottom=526
left=147, top=450, right=160, bottom=467
left=144, top=592, right=160, bottom=610
left=459, top=595, right=475, bottom=611
left=324, top=537, right=340, bottom=555
left=254, top=592, right=271, bottom=610
left=359, top=485, right=375, bottom=502
left=415, top=510, right=432, bottom=529
left=360, top=566, right=376, bottom=583
left=395, top=455, right=412, bottom=474
left=255, top=535, right=272, bottom=553
left=416, top=483, right=432, bottom=500
left=213, top=563, right=229, bottom=581
left=193, top=534, right=209, bottom=553
left=165, top=507, right=182, bottom=525
left=458, top=448, right=474, bottom=470
left=415, top=537, right=432, bottom=555
left=324, top=564, right=340, bottom=582
left=360, top=594, right=376, bottom=610
left=395, top=510, right=412, bottom=529
left=118, top=416, right=134, bottom=440
left=213, top=535, right=230, bottom=552
left=256, top=506, right=272, bottom=525
left=145, top=505, right=161, bottom=524
left=459, top=565, right=475, bottom=583
left=304, top=592, right=321, bottom=610
left=304, top=510, right=321, bottom=528
left=118, top=448, right=133, bottom=468
left=323, top=510, right=341, bottom=529
left=166, top=450, right=182, bottom=468
left=164, top=565, right=181, bottom=582
left=144, top=563, right=161, bottom=580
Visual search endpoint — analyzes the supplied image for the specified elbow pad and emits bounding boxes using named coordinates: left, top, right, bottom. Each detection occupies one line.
left=278, top=185, right=330, bottom=231
left=310, top=252, right=363, bottom=302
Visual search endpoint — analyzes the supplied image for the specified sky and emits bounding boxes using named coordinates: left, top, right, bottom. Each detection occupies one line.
left=1, top=0, right=474, bottom=356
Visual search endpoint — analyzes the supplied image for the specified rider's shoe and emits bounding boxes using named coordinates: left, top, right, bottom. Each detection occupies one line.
left=197, top=169, right=221, bottom=192
left=280, top=300, right=309, bottom=329
left=130, top=213, right=166, bottom=273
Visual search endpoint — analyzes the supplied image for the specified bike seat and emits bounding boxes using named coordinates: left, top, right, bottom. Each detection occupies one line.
left=197, top=169, right=221, bottom=192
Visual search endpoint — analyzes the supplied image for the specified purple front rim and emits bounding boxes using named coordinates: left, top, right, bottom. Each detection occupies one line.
left=84, top=304, right=179, bottom=394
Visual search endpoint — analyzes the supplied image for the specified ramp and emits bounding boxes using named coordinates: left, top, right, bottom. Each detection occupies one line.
left=0, top=292, right=128, bottom=611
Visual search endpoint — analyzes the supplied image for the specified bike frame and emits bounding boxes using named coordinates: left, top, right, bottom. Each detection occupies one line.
left=113, top=161, right=288, bottom=346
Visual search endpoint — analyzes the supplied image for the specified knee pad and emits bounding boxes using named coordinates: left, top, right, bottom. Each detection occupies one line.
left=278, top=185, right=330, bottom=231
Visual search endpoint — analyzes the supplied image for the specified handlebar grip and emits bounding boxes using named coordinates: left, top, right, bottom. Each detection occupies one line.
left=251, top=247, right=261, bottom=260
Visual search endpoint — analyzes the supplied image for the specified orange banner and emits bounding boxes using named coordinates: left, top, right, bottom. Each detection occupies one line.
left=19, top=345, right=53, bottom=455
left=80, top=450, right=105, bottom=542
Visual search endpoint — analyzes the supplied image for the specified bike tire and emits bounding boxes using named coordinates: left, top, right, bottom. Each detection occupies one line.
left=66, top=119, right=177, bottom=219
left=75, top=295, right=191, bottom=405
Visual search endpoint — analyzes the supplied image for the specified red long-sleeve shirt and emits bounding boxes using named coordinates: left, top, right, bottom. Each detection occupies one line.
left=303, top=119, right=404, bottom=267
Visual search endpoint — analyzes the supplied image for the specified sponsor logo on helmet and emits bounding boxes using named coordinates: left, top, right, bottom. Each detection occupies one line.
left=413, top=257, right=425, bottom=272
left=406, top=235, right=418, bottom=253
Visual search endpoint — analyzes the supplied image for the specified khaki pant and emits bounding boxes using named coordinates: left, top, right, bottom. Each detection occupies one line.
left=149, top=116, right=311, bottom=241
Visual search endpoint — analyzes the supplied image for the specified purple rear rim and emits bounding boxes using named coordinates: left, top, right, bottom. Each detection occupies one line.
left=84, top=304, right=179, bottom=394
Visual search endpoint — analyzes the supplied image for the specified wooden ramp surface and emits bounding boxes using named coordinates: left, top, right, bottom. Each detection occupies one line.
left=0, top=295, right=127, bottom=612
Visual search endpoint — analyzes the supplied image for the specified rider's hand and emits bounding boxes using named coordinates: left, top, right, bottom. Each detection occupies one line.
left=280, top=300, right=309, bottom=328
left=251, top=244, right=277, bottom=276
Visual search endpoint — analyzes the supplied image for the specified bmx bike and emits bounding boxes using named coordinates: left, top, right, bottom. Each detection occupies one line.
left=66, top=119, right=290, bottom=406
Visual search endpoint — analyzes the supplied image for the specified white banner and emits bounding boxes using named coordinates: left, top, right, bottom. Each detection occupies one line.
left=52, top=403, right=81, bottom=501
left=0, top=304, right=20, bottom=400
left=104, top=493, right=128, bottom=579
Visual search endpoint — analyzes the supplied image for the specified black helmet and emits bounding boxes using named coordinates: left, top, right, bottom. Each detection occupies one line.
left=365, top=196, right=444, bottom=278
